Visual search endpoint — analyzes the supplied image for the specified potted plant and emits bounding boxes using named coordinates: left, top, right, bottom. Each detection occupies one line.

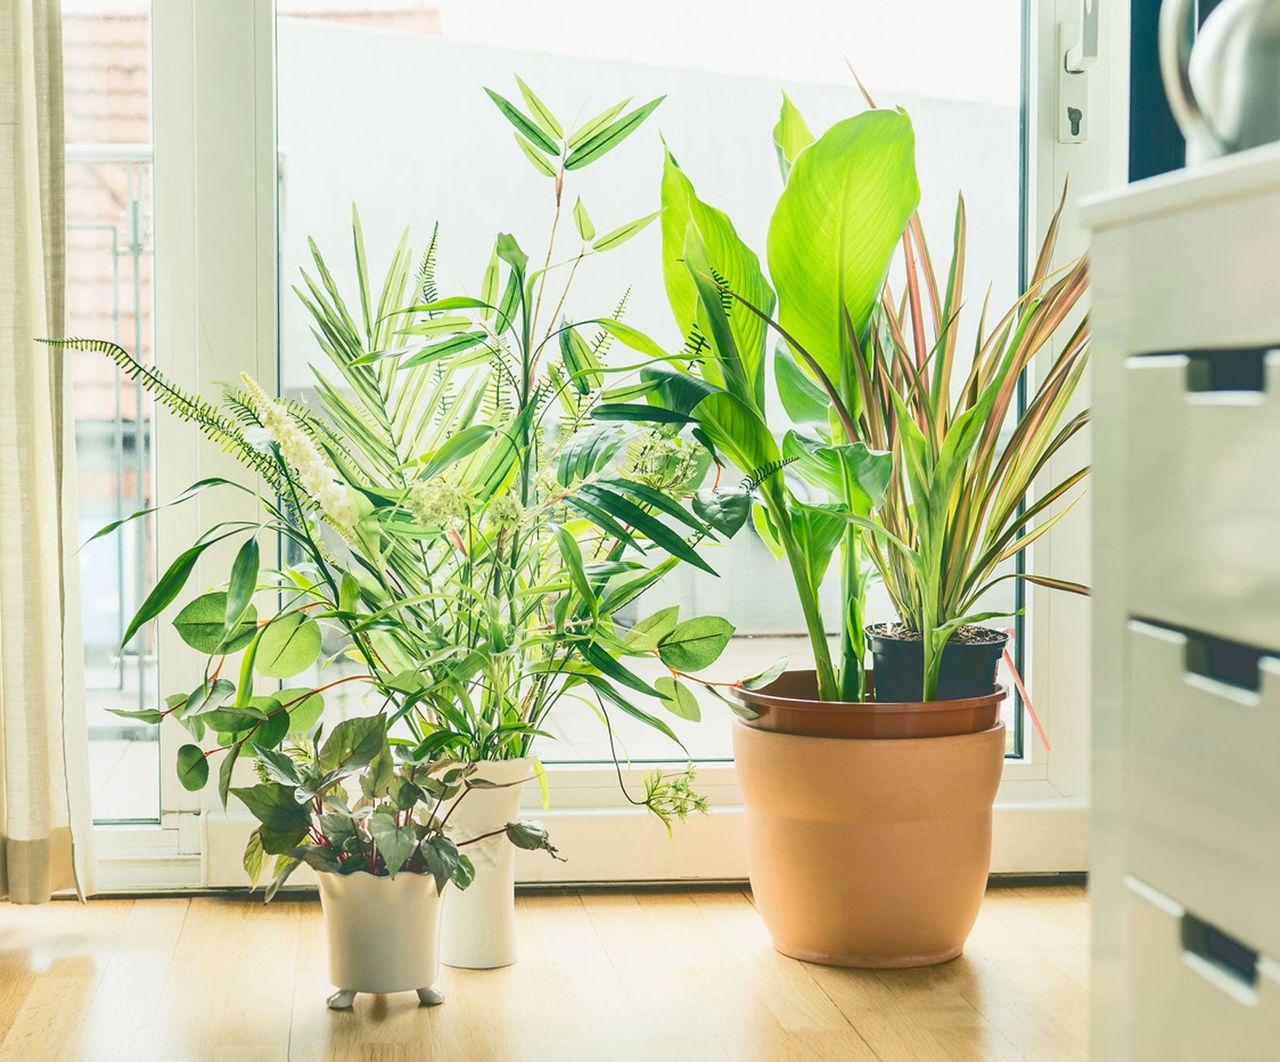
left=638, top=93, right=1089, bottom=967
left=233, top=710, right=559, bottom=1009
left=48, top=79, right=733, bottom=971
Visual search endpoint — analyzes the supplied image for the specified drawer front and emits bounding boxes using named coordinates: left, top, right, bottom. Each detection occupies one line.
left=1127, top=350, right=1280, bottom=647
left=1128, top=621, right=1280, bottom=956
left=1089, top=175, right=1280, bottom=357
left=1125, top=877, right=1280, bottom=1061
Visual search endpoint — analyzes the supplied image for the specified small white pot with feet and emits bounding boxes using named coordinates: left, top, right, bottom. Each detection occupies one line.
left=317, top=869, right=445, bottom=1011
left=441, top=757, right=533, bottom=969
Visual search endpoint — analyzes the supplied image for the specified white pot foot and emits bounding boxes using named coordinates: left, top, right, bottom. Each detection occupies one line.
left=326, top=990, right=357, bottom=1011
left=416, top=986, right=445, bottom=1007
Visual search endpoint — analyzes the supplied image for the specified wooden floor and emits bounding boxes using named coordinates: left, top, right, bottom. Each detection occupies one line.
left=0, top=884, right=1088, bottom=1061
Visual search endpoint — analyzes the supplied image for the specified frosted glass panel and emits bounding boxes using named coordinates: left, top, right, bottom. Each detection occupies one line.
left=277, top=2, right=1022, bottom=761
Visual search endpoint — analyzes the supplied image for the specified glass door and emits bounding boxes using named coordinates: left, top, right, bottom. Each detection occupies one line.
left=94, top=0, right=1120, bottom=887
left=64, top=0, right=160, bottom=825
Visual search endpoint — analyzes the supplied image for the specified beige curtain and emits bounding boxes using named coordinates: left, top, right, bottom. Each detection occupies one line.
left=0, top=0, right=94, bottom=903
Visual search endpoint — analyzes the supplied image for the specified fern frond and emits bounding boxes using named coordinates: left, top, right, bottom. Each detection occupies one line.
left=588, top=287, right=631, bottom=361
left=417, top=223, right=440, bottom=308
left=41, top=338, right=285, bottom=489
left=741, top=457, right=797, bottom=494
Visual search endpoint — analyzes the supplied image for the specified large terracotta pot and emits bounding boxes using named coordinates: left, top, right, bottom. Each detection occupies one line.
left=316, top=869, right=445, bottom=1010
left=733, top=718, right=1006, bottom=968
left=440, top=757, right=533, bottom=970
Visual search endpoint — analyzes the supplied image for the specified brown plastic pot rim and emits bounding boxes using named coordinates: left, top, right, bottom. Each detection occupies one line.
left=733, top=716, right=1007, bottom=743
left=733, top=669, right=1007, bottom=715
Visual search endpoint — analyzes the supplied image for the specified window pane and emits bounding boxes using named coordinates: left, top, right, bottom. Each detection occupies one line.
left=276, top=1, right=1023, bottom=763
left=64, top=1, right=159, bottom=821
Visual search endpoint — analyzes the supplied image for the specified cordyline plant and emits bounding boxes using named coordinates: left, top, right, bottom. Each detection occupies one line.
left=239, top=712, right=559, bottom=900
left=44, top=81, right=740, bottom=873
left=640, top=90, right=1089, bottom=705
left=853, top=188, right=1090, bottom=701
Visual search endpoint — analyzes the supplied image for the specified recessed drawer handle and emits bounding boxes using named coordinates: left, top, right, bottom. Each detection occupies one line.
left=1181, top=911, right=1259, bottom=989
left=1184, top=349, right=1270, bottom=394
left=1182, top=630, right=1266, bottom=693
left=1130, top=347, right=1276, bottom=394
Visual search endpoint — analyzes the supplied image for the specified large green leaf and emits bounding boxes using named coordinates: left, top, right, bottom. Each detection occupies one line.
left=485, top=88, right=558, bottom=154
left=369, top=810, right=417, bottom=877
left=772, top=91, right=815, bottom=181
left=782, top=433, right=892, bottom=514
left=563, top=96, right=663, bottom=170
left=225, top=538, right=259, bottom=629
left=572, top=197, right=595, bottom=241
left=592, top=211, right=660, bottom=252
left=174, top=592, right=258, bottom=655
left=279, top=688, right=324, bottom=735
left=567, top=99, right=629, bottom=150
left=657, top=616, right=736, bottom=672
left=691, top=391, right=779, bottom=479
left=774, top=350, right=829, bottom=425
left=692, top=489, right=751, bottom=538
left=789, top=500, right=848, bottom=589
left=319, top=713, right=387, bottom=773
left=767, top=108, right=919, bottom=380
left=655, top=676, right=701, bottom=721
left=515, top=75, right=562, bottom=138
left=255, top=612, right=322, bottom=679
left=574, top=483, right=715, bottom=574
left=661, top=153, right=774, bottom=405
left=177, top=744, right=209, bottom=792
left=120, top=535, right=229, bottom=647
left=414, top=424, right=495, bottom=479
left=558, top=325, right=602, bottom=393
left=232, top=782, right=310, bottom=832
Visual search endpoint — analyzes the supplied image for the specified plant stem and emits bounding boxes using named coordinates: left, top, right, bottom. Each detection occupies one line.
left=763, top=481, right=837, bottom=701
left=837, top=526, right=865, bottom=702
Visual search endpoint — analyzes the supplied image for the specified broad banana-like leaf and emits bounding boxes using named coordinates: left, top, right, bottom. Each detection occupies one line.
left=789, top=500, right=847, bottom=589
left=781, top=432, right=891, bottom=515
left=774, top=349, right=828, bottom=424
left=660, top=152, right=774, bottom=405
left=772, top=92, right=814, bottom=182
left=691, top=391, right=779, bottom=481
left=767, top=109, right=919, bottom=382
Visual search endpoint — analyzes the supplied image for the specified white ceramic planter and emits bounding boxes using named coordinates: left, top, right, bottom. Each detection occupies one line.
left=316, top=869, right=445, bottom=1010
left=440, top=757, right=533, bottom=970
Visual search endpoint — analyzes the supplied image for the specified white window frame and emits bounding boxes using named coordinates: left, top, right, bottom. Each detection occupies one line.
left=94, top=0, right=1127, bottom=889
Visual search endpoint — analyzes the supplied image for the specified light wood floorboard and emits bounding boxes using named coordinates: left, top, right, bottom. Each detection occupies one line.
left=0, top=885, right=1088, bottom=1061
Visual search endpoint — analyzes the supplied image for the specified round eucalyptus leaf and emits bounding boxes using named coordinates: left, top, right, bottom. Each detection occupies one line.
left=174, top=592, right=258, bottom=654
left=251, top=707, right=290, bottom=751
left=656, top=616, right=736, bottom=672
left=201, top=706, right=265, bottom=733
left=255, top=612, right=322, bottom=679
left=279, top=687, right=325, bottom=735
left=655, top=676, right=701, bottom=721
left=176, top=743, right=209, bottom=791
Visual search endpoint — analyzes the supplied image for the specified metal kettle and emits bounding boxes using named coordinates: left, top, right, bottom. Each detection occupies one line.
left=1161, top=0, right=1280, bottom=160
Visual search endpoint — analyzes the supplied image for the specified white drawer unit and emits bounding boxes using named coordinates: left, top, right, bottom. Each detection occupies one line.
left=1127, top=351, right=1280, bottom=647
left=1086, top=144, right=1280, bottom=1060
left=1124, top=877, right=1280, bottom=1062
left=1127, top=620, right=1280, bottom=958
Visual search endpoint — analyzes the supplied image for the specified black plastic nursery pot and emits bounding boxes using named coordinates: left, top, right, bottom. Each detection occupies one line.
left=866, top=623, right=1009, bottom=702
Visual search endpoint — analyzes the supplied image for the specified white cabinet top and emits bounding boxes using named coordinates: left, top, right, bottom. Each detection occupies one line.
left=1081, top=141, right=1280, bottom=232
